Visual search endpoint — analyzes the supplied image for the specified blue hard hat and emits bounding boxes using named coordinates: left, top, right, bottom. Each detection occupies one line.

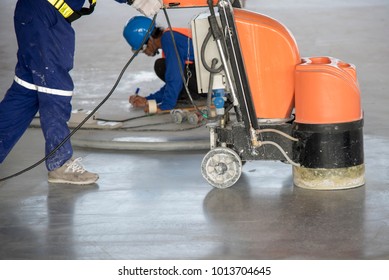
left=123, top=16, right=155, bottom=50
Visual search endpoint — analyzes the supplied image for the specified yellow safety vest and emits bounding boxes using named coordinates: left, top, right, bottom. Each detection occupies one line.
left=47, top=0, right=96, bottom=23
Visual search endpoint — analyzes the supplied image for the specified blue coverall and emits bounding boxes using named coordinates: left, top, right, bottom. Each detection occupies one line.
left=0, top=0, right=125, bottom=171
left=145, top=30, right=196, bottom=110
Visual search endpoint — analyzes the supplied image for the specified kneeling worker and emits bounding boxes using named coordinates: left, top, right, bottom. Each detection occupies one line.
left=125, top=16, right=203, bottom=113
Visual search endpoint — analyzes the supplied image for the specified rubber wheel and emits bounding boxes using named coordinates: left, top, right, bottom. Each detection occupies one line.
left=201, top=147, right=242, bottom=189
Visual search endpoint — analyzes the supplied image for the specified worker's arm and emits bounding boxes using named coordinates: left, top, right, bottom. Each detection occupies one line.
left=146, top=33, right=189, bottom=110
left=145, top=81, right=175, bottom=112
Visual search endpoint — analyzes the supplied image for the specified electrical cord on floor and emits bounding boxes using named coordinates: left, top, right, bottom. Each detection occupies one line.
left=94, top=109, right=172, bottom=123
left=0, top=15, right=158, bottom=183
left=95, top=110, right=207, bottom=131
left=30, top=113, right=153, bottom=126
left=76, top=112, right=206, bottom=131
left=122, top=120, right=206, bottom=132
left=95, top=114, right=152, bottom=123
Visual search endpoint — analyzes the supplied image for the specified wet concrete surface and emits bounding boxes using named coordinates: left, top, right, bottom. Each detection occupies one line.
left=1, top=0, right=389, bottom=259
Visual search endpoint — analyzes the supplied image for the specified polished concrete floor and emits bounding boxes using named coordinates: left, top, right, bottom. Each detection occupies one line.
left=1, top=0, right=389, bottom=260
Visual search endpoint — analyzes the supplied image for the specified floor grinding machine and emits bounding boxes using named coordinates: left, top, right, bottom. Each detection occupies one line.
left=164, top=0, right=364, bottom=190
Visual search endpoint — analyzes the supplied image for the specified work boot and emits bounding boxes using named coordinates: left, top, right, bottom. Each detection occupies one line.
left=48, top=157, right=99, bottom=185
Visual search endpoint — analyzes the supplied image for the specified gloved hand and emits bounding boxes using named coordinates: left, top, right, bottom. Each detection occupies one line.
left=131, top=0, right=163, bottom=17
left=114, top=0, right=162, bottom=17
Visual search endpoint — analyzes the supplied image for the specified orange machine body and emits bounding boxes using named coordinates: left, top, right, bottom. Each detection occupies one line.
left=234, top=9, right=300, bottom=119
left=294, top=57, right=362, bottom=124
left=165, top=3, right=361, bottom=125
left=163, top=0, right=217, bottom=7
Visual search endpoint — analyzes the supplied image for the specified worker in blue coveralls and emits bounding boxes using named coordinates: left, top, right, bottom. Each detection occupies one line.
left=0, top=0, right=163, bottom=185
left=127, top=16, right=204, bottom=113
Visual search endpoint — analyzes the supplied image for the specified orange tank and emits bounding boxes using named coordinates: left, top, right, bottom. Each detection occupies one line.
left=294, top=57, right=362, bottom=124
left=234, top=9, right=300, bottom=119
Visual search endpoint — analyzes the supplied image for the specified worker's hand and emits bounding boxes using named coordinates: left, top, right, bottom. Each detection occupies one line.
left=129, top=95, right=148, bottom=107
left=131, top=0, right=163, bottom=17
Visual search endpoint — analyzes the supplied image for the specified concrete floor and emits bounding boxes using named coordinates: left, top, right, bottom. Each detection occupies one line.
left=1, top=0, right=389, bottom=260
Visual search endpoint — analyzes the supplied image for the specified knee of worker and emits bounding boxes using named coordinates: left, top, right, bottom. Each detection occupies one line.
left=38, top=93, right=72, bottom=125
left=154, top=58, right=166, bottom=82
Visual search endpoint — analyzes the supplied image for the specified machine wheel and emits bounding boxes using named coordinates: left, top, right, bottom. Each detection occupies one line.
left=201, top=147, right=242, bottom=189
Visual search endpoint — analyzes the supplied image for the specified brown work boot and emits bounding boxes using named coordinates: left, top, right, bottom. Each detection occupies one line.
left=48, top=157, right=99, bottom=185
